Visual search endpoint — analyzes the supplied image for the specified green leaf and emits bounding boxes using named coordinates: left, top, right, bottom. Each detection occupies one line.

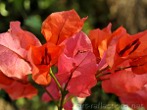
left=24, top=15, right=42, bottom=31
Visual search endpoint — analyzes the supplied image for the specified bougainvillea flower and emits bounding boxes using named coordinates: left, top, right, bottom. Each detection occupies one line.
left=102, top=70, right=147, bottom=109
left=0, top=71, right=37, bottom=100
left=41, top=9, right=87, bottom=45
left=106, top=28, right=147, bottom=73
left=89, top=24, right=147, bottom=70
left=42, top=32, right=97, bottom=110
left=28, top=43, right=63, bottom=85
left=42, top=32, right=97, bottom=101
left=0, top=21, right=40, bottom=99
left=100, top=28, right=147, bottom=110
left=89, top=25, right=127, bottom=72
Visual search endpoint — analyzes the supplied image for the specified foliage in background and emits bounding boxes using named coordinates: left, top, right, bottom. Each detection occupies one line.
left=0, top=0, right=111, bottom=40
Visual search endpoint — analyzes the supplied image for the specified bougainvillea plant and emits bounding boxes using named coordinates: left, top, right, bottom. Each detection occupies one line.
left=0, top=9, right=147, bottom=110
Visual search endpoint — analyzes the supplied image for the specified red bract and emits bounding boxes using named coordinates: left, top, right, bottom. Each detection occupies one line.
left=0, top=21, right=40, bottom=99
left=41, top=9, right=87, bottom=44
left=120, top=88, right=147, bottom=110
left=102, top=70, right=147, bottom=109
left=28, top=43, right=63, bottom=85
left=102, top=70, right=147, bottom=94
left=57, top=32, right=97, bottom=97
left=0, top=44, right=31, bottom=79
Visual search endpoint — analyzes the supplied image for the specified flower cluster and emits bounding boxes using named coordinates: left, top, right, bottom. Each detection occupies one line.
left=0, top=9, right=147, bottom=110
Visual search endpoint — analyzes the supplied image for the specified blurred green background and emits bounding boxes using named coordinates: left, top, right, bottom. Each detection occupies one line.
left=0, top=0, right=147, bottom=110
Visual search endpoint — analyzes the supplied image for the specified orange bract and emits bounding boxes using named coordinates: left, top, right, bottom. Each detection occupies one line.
left=29, top=43, right=63, bottom=85
left=41, top=9, right=86, bottom=45
left=89, top=23, right=112, bottom=59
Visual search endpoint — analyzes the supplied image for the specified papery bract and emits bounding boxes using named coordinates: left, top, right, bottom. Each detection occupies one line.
left=0, top=21, right=41, bottom=79
left=41, top=9, right=87, bottom=44
left=57, top=32, right=97, bottom=97
left=102, top=70, right=147, bottom=94
left=102, top=70, right=147, bottom=109
left=0, top=45, right=31, bottom=79
left=120, top=88, right=147, bottom=110
left=89, top=23, right=112, bottom=60
left=28, top=43, right=63, bottom=85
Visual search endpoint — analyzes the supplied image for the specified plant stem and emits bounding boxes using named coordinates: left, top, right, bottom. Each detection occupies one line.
left=96, top=65, right=109, bottom=75
left=58, top=91, right=67, bottom=110
left=50, top=68, right=65, bottom=109
left=63, top=95, right=74, bottom=105
left=96, top=65, right=142, bottom=79
left=50, top=68, right=62, bottom=91
left=56, top=66, right=75, bottom=110
left=96, top=66, right=110, bottom=78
